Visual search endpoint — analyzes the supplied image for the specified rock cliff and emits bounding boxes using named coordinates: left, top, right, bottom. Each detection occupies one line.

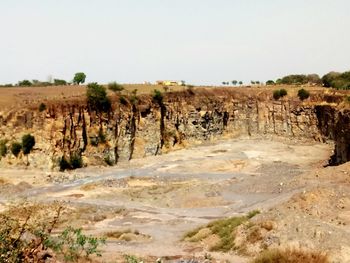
left=0, top=90, right=348, bottom=170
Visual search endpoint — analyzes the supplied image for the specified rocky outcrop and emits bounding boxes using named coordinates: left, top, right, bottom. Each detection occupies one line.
left=315, top=106, right=350, bottom=165
left=0, top=90, right=348, bottom=170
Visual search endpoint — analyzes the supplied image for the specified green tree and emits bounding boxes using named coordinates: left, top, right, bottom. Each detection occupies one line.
left=54, top=79, right=68, bottom=85
left=22, top=134, right=35, bottom=155
left=73, top=72, right=86, bottom=85
left=322, top=71, right=350, bottom=90
left=266, top=80, right=275, bottom=85
left=239, top=81, right=243, bottom=85
left=232, top=80, right=238, bottom=86
left=18, top=80, right=32, bottom=87
left=86, top=83, right=111, bottom=113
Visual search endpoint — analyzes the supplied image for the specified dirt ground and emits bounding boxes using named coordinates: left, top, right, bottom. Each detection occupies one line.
left=0, top=84, right=338, bottom=110
left=1, top=136, right=346, bottom=262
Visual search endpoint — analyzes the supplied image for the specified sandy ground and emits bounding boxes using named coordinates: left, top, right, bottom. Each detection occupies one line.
left=0, top=137, right=339, bottom=262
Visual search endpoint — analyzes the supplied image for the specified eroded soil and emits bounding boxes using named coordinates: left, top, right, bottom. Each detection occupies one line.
left=2, top=137, right=349, bottom=262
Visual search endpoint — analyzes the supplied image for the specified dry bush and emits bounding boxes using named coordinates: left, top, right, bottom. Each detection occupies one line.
left=184, top=210, right=260, bottom=252
left=251, top=248, right=329, bottom=263
left=0, top=202, right=105, bottom=262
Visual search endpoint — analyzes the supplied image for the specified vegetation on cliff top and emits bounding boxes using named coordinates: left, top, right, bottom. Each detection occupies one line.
left=86, top=82, right=111, bottom=113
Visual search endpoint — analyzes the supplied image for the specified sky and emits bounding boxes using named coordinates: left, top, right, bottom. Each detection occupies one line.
left=0, top=0, right=349, bottom=85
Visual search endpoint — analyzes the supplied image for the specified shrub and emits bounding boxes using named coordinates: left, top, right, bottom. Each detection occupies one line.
left=86, top=83, right=111, bottom=113
left=124, top=255, right=142, bottom=263
left=298, top=89, right=310, bottom=101
left=266, top=80, right=275, bottom=85
left=273, top=90, right=281, bottom=100
left=108, top=82, right=124, bottom=93
left=104, top=155, right=114, bottom=166
left=184, top=210, right=260, bottom=252
left=73, top=72, right=86, bottom=85
left=119, top=96, right=128, bottom=105
left=0, top=140, right=7, bottom=157
left=70, top=153, right=83, bottom=169
left=279, top=89, right=287, bottom=97
left=0, top=203, right=105, bottom=262
left=251, top=248, right=329, bottom=263
left=130, top=89, right=138, bottom=105
left=56, top=227, right=105, bottom=262
left=59, top=156, right=71, bottom=171
left=10, top=142, right=22, bottom=157
left=39, top=103, right=47, bottom=112
left=152, top=89, right=163, bottom=105
left=273, top=89, right=288, bottom=100
left=22, top=134, right=35, bottom=155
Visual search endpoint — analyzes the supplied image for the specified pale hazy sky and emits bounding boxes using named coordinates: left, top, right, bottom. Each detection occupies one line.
left=0, top=0, right=349, bottom=85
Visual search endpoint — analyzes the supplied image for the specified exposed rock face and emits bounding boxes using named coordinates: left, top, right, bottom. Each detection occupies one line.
left=315, top=106, right=350, bottom=165
left=0, top=91, right=348, bottom=170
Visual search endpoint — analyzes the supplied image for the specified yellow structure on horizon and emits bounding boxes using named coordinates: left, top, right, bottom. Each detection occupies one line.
left=156, top=80, right=186, bottom=86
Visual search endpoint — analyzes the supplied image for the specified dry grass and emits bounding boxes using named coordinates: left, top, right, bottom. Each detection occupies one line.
left=183, top=210, right=260, bottom=252
left=2, top=83, right=346, bottom=110
left=251, top=248, right=329, bottom=263
left=104, top=229, right=151, bottom=242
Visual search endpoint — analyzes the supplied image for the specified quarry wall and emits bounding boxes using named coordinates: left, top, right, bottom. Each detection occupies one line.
left=0, top=90, right=348, bottom=170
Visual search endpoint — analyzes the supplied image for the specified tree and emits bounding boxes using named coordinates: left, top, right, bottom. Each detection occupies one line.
left=86, top=83, right=111, bottom=113
left=232, top=80, right=238, bottom=86
left=251, top=81, right=255, bottom=85
left=266, top=80, right=275, bottom=85
left=108, top=82, right=124, bottom=93
left=276, top=79, right=282, bottom=84
left=54, top=79, right=68, bottom=85
left=22, top=134, right=35, bottom=155
left=73, top=72, right=86, bottom=85
left=18, top=80, right=32, bottom=87
left=322, top=71, right=350, bottom=90
left=239, top=81, right=243, bottom=85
